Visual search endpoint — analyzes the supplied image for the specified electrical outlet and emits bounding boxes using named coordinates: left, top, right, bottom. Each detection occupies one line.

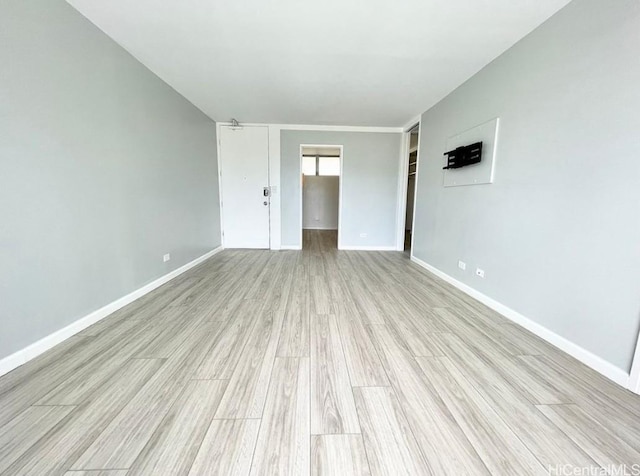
left=475, top=268, right=485, bottom=278
left=458, top=260, right=466, bottom=271
left=360, top=233, right=367, bottom=238
left=163, top=253, right=171, bottom=263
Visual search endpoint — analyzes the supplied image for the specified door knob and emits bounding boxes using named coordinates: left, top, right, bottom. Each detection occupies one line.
left=263, top=201, right=268, bottom=206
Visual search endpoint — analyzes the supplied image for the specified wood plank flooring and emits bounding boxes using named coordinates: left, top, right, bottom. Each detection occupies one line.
left=1, top=229, right=639, bottom=475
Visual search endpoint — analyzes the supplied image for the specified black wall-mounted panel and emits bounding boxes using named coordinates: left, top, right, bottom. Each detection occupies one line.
left=443, top=142, right=483, bottom=170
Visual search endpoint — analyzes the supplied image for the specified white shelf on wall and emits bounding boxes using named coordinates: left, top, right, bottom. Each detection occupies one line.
left=409, top=146, right=418, bottom=154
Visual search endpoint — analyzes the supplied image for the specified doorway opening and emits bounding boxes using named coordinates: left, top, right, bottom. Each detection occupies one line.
left=404, top=124, right=420, bottom=253
left=300, top=145, right=342, bottom=251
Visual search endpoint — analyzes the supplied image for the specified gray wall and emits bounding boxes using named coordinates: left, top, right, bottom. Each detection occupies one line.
left=413, top=0, right=640, bottom=372
left=303, top=176, right=339, bottom=230
left=281, top=131, right=401, bottom=248
left=0, top=0, right=221, bottom=360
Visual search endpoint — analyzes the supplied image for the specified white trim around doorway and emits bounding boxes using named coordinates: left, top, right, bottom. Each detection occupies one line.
left=395, top=119, right=421, bottom=253
left=299, top=144, right=344, bottom=250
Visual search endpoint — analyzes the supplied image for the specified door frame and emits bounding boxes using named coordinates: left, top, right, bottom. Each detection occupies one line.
left=299, top=144, right=344, bottom=249
left=395, top=119, right=421, bottom=253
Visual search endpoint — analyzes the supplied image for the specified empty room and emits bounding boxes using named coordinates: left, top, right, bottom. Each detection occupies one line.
left=1, top=0, right=639, bottom=475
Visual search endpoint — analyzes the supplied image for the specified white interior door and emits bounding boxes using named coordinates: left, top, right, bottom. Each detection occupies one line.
left=219, top=125, right=270, bottom=248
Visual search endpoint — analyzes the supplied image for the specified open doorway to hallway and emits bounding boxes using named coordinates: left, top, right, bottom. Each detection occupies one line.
left=300, top=145, right=342, bottom=250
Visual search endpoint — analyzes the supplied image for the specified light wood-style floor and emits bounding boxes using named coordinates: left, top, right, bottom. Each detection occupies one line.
left=1, top=230, right=639, bottom=475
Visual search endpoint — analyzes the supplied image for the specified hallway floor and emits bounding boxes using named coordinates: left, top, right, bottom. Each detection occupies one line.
left=1, top=230, right=639, bottom=475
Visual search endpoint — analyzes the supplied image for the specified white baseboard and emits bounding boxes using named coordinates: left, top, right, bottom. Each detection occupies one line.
left=281, top=244, right=398, bottom=252
left=0, top=246, right=224, bottom=378
left=629, top=340, right=640, bottom=394
left=339, top=245, right=397, bottom=251
left=280, top=245, right=302, bottom=250
left=410, top=255, right=630, bottom=389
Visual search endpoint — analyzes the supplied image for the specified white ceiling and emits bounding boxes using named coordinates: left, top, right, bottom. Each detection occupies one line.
left=67, top=0, right=570, bottom=127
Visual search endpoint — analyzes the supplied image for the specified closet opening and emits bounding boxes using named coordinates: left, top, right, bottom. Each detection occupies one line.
left=404, top=125, right=420, bottom=253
